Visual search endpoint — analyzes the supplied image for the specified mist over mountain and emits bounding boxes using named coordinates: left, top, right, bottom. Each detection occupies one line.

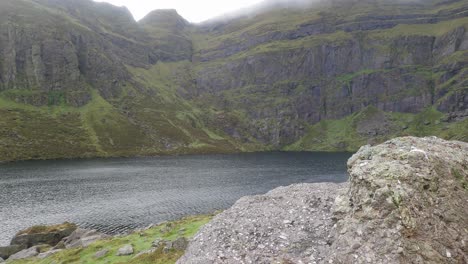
left=0, top=0, right=466, bottom=161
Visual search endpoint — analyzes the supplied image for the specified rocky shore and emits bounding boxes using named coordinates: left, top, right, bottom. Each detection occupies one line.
left=0, top=215, right=213, bottom=263
left=1, top=137, right=467, bottom=264
left=179, top=137, right=468, bottom=263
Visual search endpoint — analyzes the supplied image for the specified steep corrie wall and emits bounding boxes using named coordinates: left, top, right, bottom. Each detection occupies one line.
left=0, top=0, right=467, bottom=161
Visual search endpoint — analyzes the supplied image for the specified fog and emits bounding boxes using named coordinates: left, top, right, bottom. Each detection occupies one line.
left=95, top=0, right=436, bottom=24
left=201, top=0, right=432, bottom=25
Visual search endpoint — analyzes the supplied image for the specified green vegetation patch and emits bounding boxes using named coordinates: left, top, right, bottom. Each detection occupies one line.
left=10, top=214, right=215, bottom=264
left=285, top=107, right=468, bottom=152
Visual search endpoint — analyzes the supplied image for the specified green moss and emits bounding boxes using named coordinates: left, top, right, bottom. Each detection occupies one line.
left=392, top=193, right=403, bottom=208
left=451, top=168, right=468, bottom=190
left=336, top=69, right=386, bottom=84
left=9, top=214, right=214, bottom=264
left=284, top=112, right=366, bottom=152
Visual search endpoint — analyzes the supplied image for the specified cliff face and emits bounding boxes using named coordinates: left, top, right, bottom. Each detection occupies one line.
left=178, top=137, right=468, bottom=263
left=190, top=0, right=468, bottom=147
left=0, top=0, right=467, bottom=160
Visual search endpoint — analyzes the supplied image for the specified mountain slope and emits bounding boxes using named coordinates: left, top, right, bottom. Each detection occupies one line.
left=0, top=0, right=467, bottom=161
left=190, top=0, right=468, bottom=148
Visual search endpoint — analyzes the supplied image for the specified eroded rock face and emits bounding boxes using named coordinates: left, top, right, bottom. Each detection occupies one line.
left=178, top=137, right=468, bottom=264
left=330, top=136, right=468, bottom=264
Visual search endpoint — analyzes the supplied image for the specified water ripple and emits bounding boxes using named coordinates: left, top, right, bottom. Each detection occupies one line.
left=0, top=152, right=350, bottom=245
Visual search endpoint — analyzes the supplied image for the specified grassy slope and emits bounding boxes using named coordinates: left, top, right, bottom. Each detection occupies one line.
left=285, top=107, right=468, bottom=152
left=0, top=61, right=260, bottom=161
left=9, top=214, right=213, bottom=264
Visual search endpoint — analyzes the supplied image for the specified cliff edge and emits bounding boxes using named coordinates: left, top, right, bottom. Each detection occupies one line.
left=178, top=137, right=468, bottom=264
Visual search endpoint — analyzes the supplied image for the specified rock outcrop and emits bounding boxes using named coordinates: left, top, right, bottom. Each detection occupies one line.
left=0, top=223, right=76, bottom=260
left=178, top=137, right=468, bottom=263
left=10, top=222, right=77, bottom=249
left=0, top=225, right=110, bottom=261
left=330, top=136, right=468, bottom=263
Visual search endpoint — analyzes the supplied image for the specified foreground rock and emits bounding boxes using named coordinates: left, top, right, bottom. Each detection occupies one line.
left=329, top=136, right=468, bottom=263
left=178, top=182, right=347, bottom=263
left=178, top=137, right=468, bottom=264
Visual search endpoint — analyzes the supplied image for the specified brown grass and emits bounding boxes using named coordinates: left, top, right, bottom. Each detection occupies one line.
left=16, top=222, right=77, bottom=236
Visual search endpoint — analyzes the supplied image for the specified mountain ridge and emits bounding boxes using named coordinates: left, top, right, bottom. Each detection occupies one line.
left=0, top=0, right=466, bottom=161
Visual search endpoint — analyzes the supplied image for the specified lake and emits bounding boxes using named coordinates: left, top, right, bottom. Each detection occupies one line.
left=0, top=152, right=351, bottom=246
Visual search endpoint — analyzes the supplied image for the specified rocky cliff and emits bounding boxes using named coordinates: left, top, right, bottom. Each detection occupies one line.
left=0, top=0, right=467, bottom=161
left=178, top=137, right=468, bottom=263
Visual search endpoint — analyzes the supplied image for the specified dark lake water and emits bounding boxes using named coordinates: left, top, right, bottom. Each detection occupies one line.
left=0, top=152, right=351, bottom=246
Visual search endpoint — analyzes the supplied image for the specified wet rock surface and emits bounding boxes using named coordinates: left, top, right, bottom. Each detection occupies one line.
left=179, top=137, right=468, bottom=264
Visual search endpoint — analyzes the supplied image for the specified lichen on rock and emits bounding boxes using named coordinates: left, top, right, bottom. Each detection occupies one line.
left=330, top=136, right=468, bottom=264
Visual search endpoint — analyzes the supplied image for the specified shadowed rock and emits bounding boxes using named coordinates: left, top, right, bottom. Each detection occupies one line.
left=0, top=245, right=26, bottom=260
left=7, top=246, right=39, bottom=260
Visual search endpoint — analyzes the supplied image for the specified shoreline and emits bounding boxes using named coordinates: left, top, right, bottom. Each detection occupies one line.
left=0, top=149, right=355, bottom=164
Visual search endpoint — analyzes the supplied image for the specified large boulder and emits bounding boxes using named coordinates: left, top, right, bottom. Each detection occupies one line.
left=11, top=222, right=77, bottom=248
left=329, top=136, right=468, bottom=263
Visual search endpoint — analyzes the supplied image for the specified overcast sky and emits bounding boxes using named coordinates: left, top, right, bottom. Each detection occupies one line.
left=94, top=0, right=266, bottom=22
